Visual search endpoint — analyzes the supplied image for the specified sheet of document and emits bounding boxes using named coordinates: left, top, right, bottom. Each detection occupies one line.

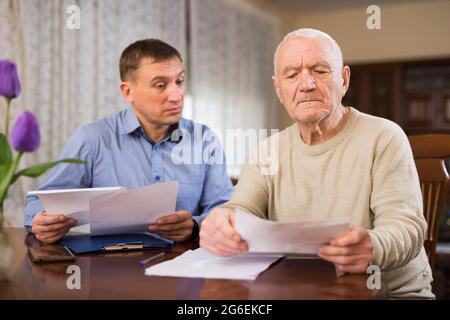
left=28, top=187, right=126, bottom=226
left=234, top=210, right=350, bottom=255
left=89, top=181, right=179, bottom=236
left=145, top=248, right=283, bottom=280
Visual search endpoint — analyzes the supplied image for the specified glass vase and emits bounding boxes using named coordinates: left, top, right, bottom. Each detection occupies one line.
left=0, top=206, right=26, bottom=281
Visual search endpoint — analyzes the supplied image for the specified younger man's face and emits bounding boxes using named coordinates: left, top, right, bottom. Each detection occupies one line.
left=124, top=57, right=185, bottom=127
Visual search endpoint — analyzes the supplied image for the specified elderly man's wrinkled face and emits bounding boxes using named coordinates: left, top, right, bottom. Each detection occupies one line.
left=273, top=36, right=349, bottom=124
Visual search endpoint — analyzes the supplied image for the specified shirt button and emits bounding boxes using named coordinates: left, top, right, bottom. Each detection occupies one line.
left=155, top=176, right=161, bottom=181
left=154, top=145, right=160, bottom=150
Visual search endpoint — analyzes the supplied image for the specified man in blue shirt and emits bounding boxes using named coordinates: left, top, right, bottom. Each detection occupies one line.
left=25, top=39, right=233, bottom=244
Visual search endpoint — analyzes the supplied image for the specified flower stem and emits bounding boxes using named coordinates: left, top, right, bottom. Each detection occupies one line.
left=5, top=98, right=11, bottom=137
left=0, top=201, right=3, bottom=231
left=11, top=151, right=22, bottom=178
left=0, top=152, right=22, bottom=209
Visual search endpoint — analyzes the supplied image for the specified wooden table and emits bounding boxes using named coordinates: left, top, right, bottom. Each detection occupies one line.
left=0, top=229, right=384, bottom=300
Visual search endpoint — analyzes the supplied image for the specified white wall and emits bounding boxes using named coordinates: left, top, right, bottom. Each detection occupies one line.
left=293, top=0, right=450, bottom=64
left=277, top=0, right=450, bottom=129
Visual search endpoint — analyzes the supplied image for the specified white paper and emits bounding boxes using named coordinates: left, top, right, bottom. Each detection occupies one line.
left=145, top=248, right=282, bottom=280
left=28, top=187, right=126, bottom=226
left=89, top=181, right=179, bottom=236
left=234, top=210, right=350, bottom=255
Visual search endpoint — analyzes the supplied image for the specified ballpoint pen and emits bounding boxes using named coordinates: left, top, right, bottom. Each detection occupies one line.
left=139, top=252, right=165, bottom=268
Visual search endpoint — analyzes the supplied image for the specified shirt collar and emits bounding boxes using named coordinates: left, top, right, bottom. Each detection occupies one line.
left=121, top=106, right=141, bottom=135
left=121, top=106, right=184, bottom=144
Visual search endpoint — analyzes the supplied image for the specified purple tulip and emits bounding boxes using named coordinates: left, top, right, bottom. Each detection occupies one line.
left=10, top=111, right=41, bottom=153
left=0, top=60, right=21, bottom=99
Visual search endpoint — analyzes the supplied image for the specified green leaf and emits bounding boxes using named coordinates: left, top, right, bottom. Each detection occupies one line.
left=10, top=159, right=85, bottom=184
left=0, top=163, right=8, bottom=180
left=0, top=133, right=12, bottom=165
left=0, top=162, right=14, bottom=205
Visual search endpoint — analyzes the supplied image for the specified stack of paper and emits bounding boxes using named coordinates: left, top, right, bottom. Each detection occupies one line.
left=28, top=186, right=126, bottom=227
left=145, top=248, right=283, bottom=281
left=28, top=181, right=179, bottom=236
left=89, top=181, right=178, bottom=236
left=234, top=210, right=349, bottom=255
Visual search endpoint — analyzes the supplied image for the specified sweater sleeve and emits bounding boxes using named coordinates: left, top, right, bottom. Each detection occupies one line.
left=220, top=161, right=269, bottom=219
left=368, top=124, right=427, bottom=271
left=220, top=134, right=279, bottom=219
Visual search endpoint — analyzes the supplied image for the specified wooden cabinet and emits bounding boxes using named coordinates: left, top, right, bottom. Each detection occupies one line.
left=342, top=58, right=450, bottom=135
left=343, top=59, right=450, bottom=243
left=403, top=62, right=450, bottom=134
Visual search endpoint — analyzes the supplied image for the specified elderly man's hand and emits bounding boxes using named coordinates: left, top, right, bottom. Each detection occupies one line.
left=317, top=225, right=373, bottom=273
left=199, top=208, right=248, bottom=256
left=148, top=210, right=194, bottom=242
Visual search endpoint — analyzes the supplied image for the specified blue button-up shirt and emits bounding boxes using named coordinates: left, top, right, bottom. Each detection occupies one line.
left=24, top=107, right=233, bottom=227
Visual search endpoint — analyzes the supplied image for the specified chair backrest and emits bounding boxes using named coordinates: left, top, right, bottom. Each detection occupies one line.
left=408, top=134, right=450, bottom=270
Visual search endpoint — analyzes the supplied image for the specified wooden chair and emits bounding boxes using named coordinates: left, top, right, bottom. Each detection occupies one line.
left=408, top=134, right=450, bottom=270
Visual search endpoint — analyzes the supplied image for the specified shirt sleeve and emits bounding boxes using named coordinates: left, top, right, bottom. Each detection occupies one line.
left=24, top=127, right=93, bottom=226
left=193, top=131, right=233, bottom=227
left=368, top=124, right=427, bottom=271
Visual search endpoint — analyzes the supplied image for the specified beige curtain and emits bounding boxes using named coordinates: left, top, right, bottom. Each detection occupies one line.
left=190, top=0, right=280, bottom=176
left=0, top=0, right=280, bottom=226
left=0, top=0, right=186, bottom=226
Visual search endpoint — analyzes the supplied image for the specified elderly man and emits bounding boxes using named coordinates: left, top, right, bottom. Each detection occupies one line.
left=25, top=39, right=233, bottom=244
left=200, top=28, right=433, bottom=299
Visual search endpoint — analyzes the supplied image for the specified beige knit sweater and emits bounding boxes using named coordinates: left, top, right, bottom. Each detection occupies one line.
left=223, top=107, right=434, bottom=299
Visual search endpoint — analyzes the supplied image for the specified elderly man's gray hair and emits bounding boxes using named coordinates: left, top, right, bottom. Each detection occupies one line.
left=273, top=28, right=344, bottom=75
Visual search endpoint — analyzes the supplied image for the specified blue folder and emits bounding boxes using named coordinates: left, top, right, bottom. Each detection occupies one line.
left=60, top=233, right=173, bottom=254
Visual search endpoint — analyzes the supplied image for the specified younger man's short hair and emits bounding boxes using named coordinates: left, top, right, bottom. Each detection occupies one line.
left=119, top=39, right=182, bottom=82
